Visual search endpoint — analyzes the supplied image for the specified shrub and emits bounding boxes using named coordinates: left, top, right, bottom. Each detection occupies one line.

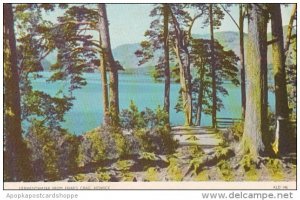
left=167, top=158, right=184, bottom=181
left=228, top=121, right=244, bottom=141
left=26, top=120, right=81, bottom=181
left=115, top=160, right=133, bottom=171
left=78, top=126, right=127, bottom=166
left=239, top=154, right=259, bottom=181
left=96, top=171, right=111, bottom=182
left=120, top=101, right=177, bottom=154
left=144, top=167, right=159, bottom=181
left=119, top=100, right=146, bottom=130
left=217, top=160, right=234, bottom=181
left=266, top=159, right=284, bottom=181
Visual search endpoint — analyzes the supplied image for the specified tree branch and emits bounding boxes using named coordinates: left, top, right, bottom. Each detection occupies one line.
left=220, top=4, right=240, bottom=30
left=188, top=11, right=204, bottom=38
left=267, top=38, right=278, bottom=46
left=284, top=4, right=297, bottom=57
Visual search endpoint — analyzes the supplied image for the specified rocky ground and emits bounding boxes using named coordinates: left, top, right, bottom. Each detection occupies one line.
left=60, top=126, right=296, bottom=182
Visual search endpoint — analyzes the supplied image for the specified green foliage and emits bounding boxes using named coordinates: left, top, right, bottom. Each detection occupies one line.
left=26, top=119, right=80, bottom=181
left=187, top=145, right=204, bottom=157
left=26, top=120, right=60, bottom=180
left=120, top=100, right=146, bottom=130
left=194, top=170, right=209, bottom=181
left=286, top=33, right=296, bottom=115
left=120, top=101, right=177, bottom=154
left=140, top=152, right=157, bottom=161
left=188, top=157, right=204, bottom=176
left=144, top=167, right=159, bottom=181
left=239, top=154, right=259, bottom=181
left=96, top=171, right=111, bottom=182
left=167, top=158, right=184, bottom=181
left=114, top=160, right=136, bottom=181
left=176, top=38, right=240, bottom=120
left=186, top=135, right=198, bottom=141
left=266, top=159, right=284, bottom=181
left=115, top=160, right=133, bottom=171
left=78, top=126, right=127, bottom=165
left=120, top=172, right=136, bottom=182
left=22, top=90, right=73, bottom=129
left=228, top=122, right=244, bottom=141
left=217, top=160, right=234, bottom=181
left=74, top=173, right=86, bottom=181
left=214, top=146, right=232, bottom=159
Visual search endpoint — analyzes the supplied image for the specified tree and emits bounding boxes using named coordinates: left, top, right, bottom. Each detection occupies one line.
left=285, top=5, right=297, bottom=116
left=189, top=39, right=239, bottom=126
left=209, top=4, right=217, bottom=128
left=284, top=4, right=297, bottom=60
left=242, top=4, right=269, bottom=157
left=221, top=4, right=246, bottom=119
left=4, top=3, right=32, bottom=181
left=136, top=4, right=172, bottom=123
left=269, top=4, right=291, bottom=155
left=98, top=5, right=109, bottom=124
left=98, top=4, right=121, bottom=125
left=169, top=4, right=193, bottom=126
left=190, top=4, right=225, bottom=127
left=221, top=4, right=247, bottom=119
left=49, top=4, right=121, bottom=125
left=163, top=4, right=171, bottom=122
left=14, top=4, right=80, bottom=180
left=239, top=5, right=246, bottom=119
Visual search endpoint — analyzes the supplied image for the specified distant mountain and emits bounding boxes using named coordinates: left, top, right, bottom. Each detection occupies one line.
left=42, top=26, right=293, bottom=73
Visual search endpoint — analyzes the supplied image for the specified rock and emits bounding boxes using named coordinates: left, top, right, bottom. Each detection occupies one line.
left=67, top=176, right=77, bottom=182
left=88, top=176, right=99, bottom=182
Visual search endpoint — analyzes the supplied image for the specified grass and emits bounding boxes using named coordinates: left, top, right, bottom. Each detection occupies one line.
left=217, top=160, right=234, bottom=181
left=167, top=158, right=184, bottom=181
left=74, top=173, right=86, bottom=181
left=194, top=170, right=209, bottom=181
left=266, top=159, right=285, bottom=181
left=144, top=167, right=159, bottom=181
left=96, top=171, right=111, bottom=182
left=245, top=168, right=260, bottom=181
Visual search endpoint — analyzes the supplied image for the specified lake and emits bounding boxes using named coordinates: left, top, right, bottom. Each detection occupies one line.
left=31, top=72, right=275, bottom=135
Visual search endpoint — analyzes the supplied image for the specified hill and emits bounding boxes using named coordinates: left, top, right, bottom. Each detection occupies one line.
left=42, top=26, right=293, bottom=73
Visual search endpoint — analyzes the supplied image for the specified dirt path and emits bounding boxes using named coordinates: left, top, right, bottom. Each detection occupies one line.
left=171, top=126, right=223, bottom=153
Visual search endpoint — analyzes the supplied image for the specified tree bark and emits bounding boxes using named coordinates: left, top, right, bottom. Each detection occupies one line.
left=242, top=4, right=268, bottom=157
left=98, top=5, right=109, bottom=124
left=284, top=4, right=296, bottom=59
left=4, top=3, right=31, bottom=181
left=270, top=4, right=289, bottom=155
left=98, top=4, right=119, bottom=125
left=163, top=4, right=170, bottom=123
left=209, top=5, right=217, bottom=128
left=169, top=6, right=193, bottom=126
left=196, top=65, right=205, bottom=126
left=239, top=5, right=246, bottom=119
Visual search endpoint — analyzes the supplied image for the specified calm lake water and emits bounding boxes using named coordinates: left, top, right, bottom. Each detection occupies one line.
left=31, top=72, right=275, bottom=135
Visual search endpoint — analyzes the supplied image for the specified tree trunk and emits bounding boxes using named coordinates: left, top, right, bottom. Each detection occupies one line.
left=209, top=5, right=217, bottom=128
left=284, top=4, right=296, bottom=59
left=239, top=5, right=246, bottom=119
left=169, top=6, right=192, bottom=126
left=98, top=4, right=119, bottom=125
left=196, top=65, right=205, bottom=126
left=163, top=4, right=170, bottom=123
left=242, top=4, right=268, bottom=157
left=270, top=4, right=289, bottom=155
left=4, top=3, right=31, bottom=181
left=98, top=5, right=109, bottom=124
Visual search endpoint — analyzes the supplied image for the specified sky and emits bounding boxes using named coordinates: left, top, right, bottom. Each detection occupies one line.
left=106, top=4, right=295, bottom=48
left=44, top=4, right=295, bottom=49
